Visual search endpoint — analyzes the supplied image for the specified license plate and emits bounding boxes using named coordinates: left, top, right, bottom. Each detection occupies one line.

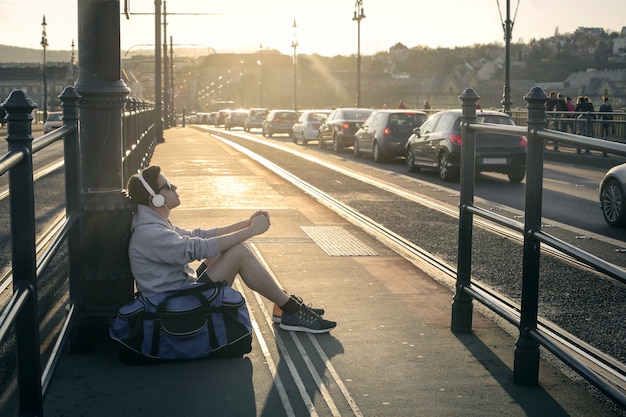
left=481, top=158, right=507, bottom=164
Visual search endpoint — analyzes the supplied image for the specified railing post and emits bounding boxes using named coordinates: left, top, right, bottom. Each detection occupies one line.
left=2, top=90, right=43, bottom=416
left=71, top=0, right=134, bottom=351
left=451, top=87, right=479, bottom=333
left=60, top=86, right=83, bottom=326
left=513, top=86, right=548, bottom=386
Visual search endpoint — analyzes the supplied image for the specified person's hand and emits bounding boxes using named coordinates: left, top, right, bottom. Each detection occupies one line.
left=250, top=213, right=270, bottom=235
left=249, top=210, right=270, bottom=226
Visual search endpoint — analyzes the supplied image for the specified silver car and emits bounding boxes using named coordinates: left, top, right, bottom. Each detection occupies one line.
left=292, top=110, right=331, bottom=145
left=600, top=163, right=626, bottom=227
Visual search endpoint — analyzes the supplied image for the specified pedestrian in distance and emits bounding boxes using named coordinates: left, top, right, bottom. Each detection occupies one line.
left=599, top=96, right=614, bottom=139
left=565, top=97, right=575, bottom=133
left=397, top=100, right=406, bottom=109
left=126, top=165, right=336, bottom=334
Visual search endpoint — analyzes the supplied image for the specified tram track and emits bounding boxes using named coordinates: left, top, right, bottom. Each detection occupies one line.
left=0, top=160, right=67, bottom=303
left=201, top=127, right=626, bottom=402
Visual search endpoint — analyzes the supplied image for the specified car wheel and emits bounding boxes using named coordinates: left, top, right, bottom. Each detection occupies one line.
left=601, top=179, right=626, bottom=227
left=292, top=132, right=297, bottom=144
left=267, top=129, right=273, bottom=138
left=507, top=165, right=526, bottom=183
left=333, top=134, right=343, bottom=153
left=318, top=133, right=326, bottom=149
left=262, top=128, right=267, bottom=137
left=438, top=151, right=456, bottom=181
left=354, top=139, right=362, bottom=157
left=372, top=141, right=384, bottom=163
left=302, top=134, right=308, bottom=146
left=406, top=147, right=420, bottom=173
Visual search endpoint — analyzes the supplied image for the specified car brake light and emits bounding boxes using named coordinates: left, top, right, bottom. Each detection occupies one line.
left=274, top=118, right=280, bottom=122
left=341, top=123, right=350, bottom=129
left=519, top=136, right=528, bottom=147
left=449, top=133, right=462, bottom=145
left=383, top=127, right=391, bottom=136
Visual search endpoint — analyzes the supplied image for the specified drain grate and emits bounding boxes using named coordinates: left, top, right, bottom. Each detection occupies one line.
left=300, top=226, right=378, bottom=256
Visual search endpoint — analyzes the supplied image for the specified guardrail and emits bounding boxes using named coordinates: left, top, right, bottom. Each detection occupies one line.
left=452, top=86, right=626, bottom=407
left=510, top=109, right=626, bottom=147
left=0, top=87, right=156, bottom=416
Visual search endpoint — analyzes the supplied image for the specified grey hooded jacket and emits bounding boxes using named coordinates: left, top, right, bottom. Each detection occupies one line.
left=128, top=205, right=220, bottom=296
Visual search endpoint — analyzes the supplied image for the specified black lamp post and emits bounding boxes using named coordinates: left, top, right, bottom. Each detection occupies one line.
left=291, top=19, right=298, bottom=111
left=501, top=0, right=513, bottom=114
left=71, top=39, right=77, bottom=84
left=352, top=1, right=365, bottom=108
left=240, top=59, right=245, bottom=108
left=40, top=15, right=48, bottom=121
left=258, top=43, right=263, bottom=107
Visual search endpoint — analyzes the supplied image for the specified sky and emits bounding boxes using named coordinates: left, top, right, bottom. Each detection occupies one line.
left=1, top=0, right=625, bottom=57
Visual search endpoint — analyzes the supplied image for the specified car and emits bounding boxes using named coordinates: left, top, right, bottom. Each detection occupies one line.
left=599, top=163, right=626, bottom=227
left=43, top=112, right=63, bottom=133
left=262, top=110, right=298, bottom=137
left=318, top=108, right=372, bottom=152
left=405, top=109, right=527, bottom=182
left=225, top=109, right=248, bottom=130
left=291, top=110, right=331, bottom=145
left=244, top=108, right=268, bottom=131
left=354, top=109, right=427, bottom=163
left=215, top=110, right=230, bottom=127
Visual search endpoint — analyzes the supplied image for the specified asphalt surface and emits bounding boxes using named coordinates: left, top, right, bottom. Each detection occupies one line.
left=1, top=126, right=624, bottom=417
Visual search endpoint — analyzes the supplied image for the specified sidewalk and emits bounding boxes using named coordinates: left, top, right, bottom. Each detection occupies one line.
left=40, top=126, right=619, bottom=416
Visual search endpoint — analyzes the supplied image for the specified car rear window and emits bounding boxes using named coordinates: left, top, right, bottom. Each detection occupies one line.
left=275, top=112, right=297, bottom=121
left=389, top=113, right=426, bottom=135
left=476, top=115, right=515, bottom=125
left=339, top=110, right=370, bottom=120
left=308, top=112, right=329, bottom=122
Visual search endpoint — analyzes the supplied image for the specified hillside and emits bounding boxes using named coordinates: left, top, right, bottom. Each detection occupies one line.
left=0, top=44, right=72, bottom=63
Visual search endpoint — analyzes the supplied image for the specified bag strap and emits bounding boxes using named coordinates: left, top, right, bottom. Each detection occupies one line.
left=155, top=280, right=227, bottom=314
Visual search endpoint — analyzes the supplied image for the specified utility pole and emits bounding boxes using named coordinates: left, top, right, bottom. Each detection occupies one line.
left=291, top=19, right=298, bottom=111
left=154, top=0, right=164, bottom=142
left=40, top=15, right=48, bottom=121
left=501, top=0, right=513, bottom=114
left=352, top=1, right=365, bottom=108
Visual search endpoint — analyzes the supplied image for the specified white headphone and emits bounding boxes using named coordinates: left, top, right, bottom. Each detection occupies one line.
left=137, top=172, right=166, bottom=208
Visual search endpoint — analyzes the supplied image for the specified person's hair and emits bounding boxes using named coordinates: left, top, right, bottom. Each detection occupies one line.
left=603, top=96, right=610, bottom=102
left=127, top=165, right=162, bottom=206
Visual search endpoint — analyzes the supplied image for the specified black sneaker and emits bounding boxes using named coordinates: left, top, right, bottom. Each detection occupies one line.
left=279, top=304, right=336, bottom=334
left=272, top=295, right=325, bottom=323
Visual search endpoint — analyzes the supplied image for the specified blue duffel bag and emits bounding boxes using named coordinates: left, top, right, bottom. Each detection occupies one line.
left=110, top=280, right=252, bottom=363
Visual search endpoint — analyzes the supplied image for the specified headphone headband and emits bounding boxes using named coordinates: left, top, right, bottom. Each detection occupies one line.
left=137, top=172, right=166, bottom=208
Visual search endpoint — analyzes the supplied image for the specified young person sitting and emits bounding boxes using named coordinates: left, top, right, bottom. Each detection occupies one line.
left=126, top=165, right=336, bottom=334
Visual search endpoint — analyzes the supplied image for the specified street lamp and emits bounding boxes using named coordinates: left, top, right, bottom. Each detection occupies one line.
left=240, top=59, right=245, bottom=108
left=501, top=0, right=513, bottom=114
left=352, top=1, right=365, bottom=108
left=258, top=43, right=263, bottom=107
left=40, top=15, right=48, bottom=121
left=71, top=39, right=77, bottom=84
left=291, top=19, right=298, bottom=111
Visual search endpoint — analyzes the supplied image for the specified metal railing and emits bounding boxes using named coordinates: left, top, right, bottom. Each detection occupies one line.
left=0, top=87, right=156, bottom=416
left=510, top=109, right=626, bottom=146
left=451, top=86, right=626, bottom=408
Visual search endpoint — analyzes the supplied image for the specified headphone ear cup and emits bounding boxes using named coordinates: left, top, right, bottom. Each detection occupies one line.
left=152, top=193, right=166, bottom=208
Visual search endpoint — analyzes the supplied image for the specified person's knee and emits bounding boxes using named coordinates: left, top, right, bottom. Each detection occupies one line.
left=223, top=242, right=253, bottom=258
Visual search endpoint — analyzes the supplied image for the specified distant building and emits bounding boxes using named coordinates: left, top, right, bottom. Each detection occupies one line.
left=389, top=43, right=409, bottom=58
left=613, top=27, right=626, bottom=56
left=0, top=62, right=73, bottom=119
